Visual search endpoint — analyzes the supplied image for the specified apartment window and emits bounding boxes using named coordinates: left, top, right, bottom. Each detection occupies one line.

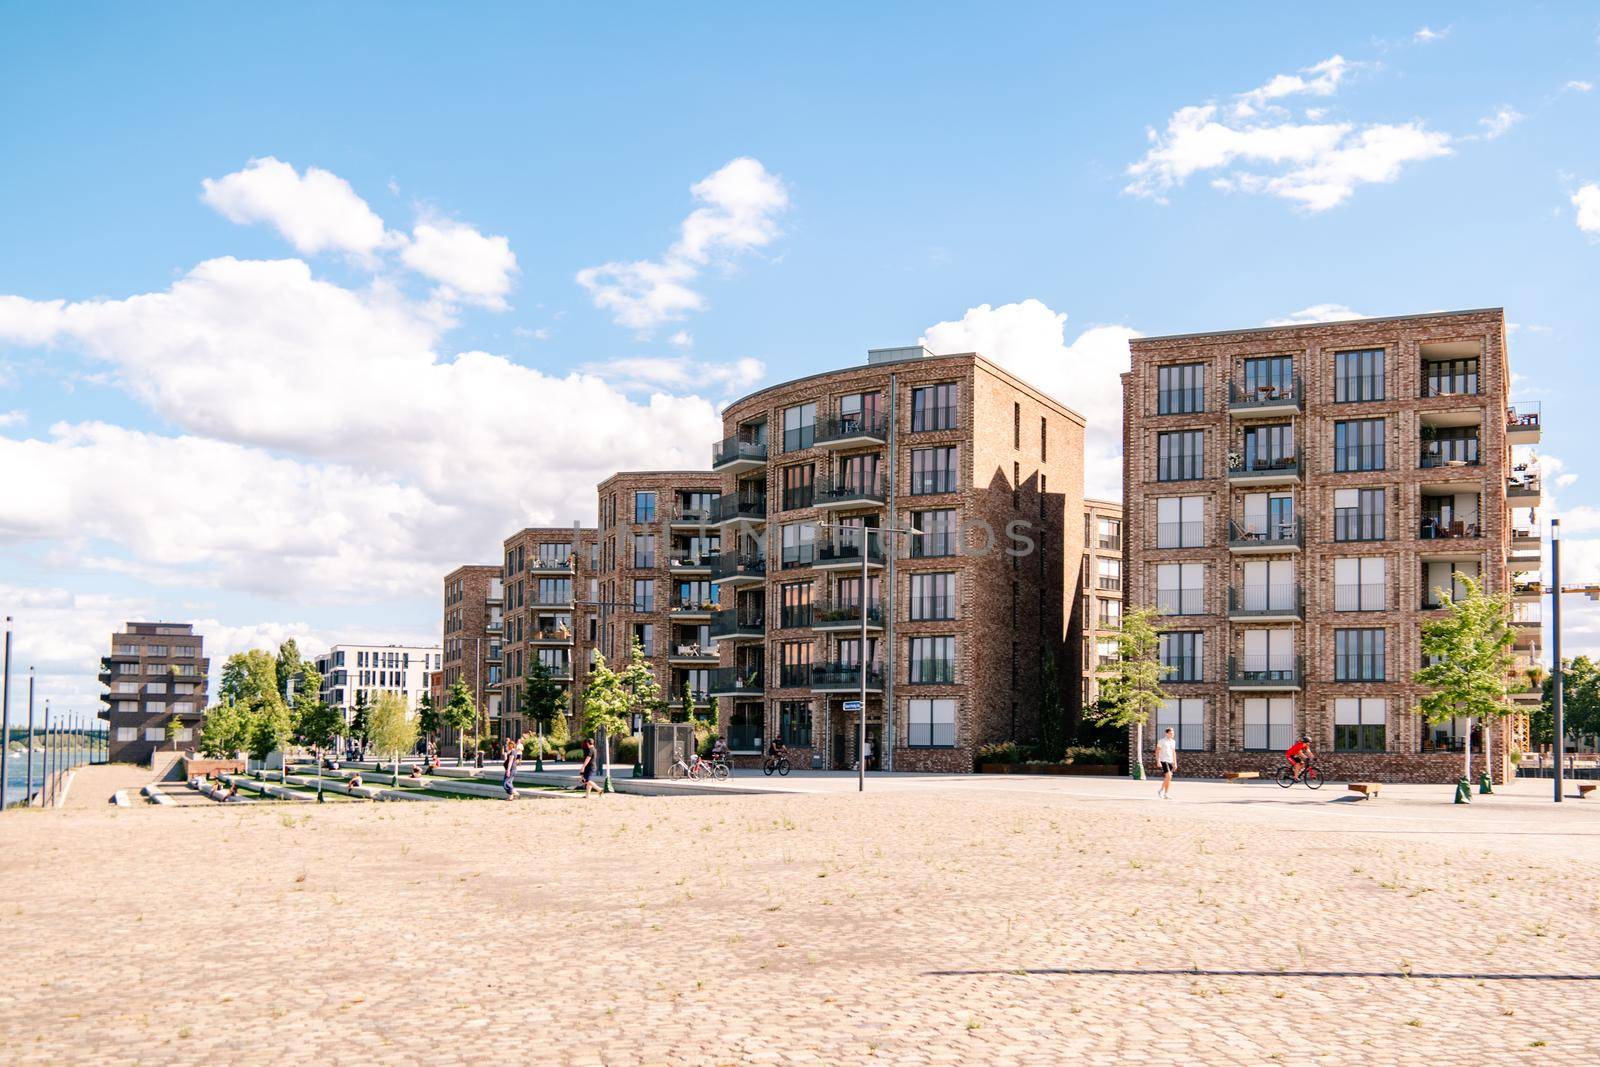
left=909, top=636, right=956, bottom=684
left=1156, top=562, right=1205, bottom=615
left=780, top=582, right=813, bottom=629
left=1097, top=517, right=1120, bottom=550
left=172, top=646, right=195, bottom=658
left=115, top=727, right=138, bottom=742
left=1238, top=491, right=1294, bottom=543
left=114, top=700, right=138, bottom=713
left=633, top=491, right=657, bottom=524
left=729, top=704, right=763, bottom=752
left=911, top=509, right=957, bottom=557
left=173, top=727, right=194, bottom=742
left=1333, top=489, right=1385, bottom=542
left=144, top=727, right=166, bottom=742
left=1240, top=423, right=1294, bottom=471
left=632, top=578, right=655, bottom=612
left=783, top=402, right=817, bottom=452
left=839, top=391, right=882, bottom=430
left=537, top=578, right=572, bottom=604
left=1160, top=632, right=1203, bottom=682
left=1425, top=426, right=1480, bottom=467
left=1241, top=559, right=1296, bottom=612
left=781, top=522, right=816, bottom=568
left=1241, top=629, right=1295, bottom=684
left=908, top=697, right=956, bottom=747
left=1157, top=698, right=1204, bottom=751
left=632, top=622, right=655, bottom=654
left=909, top=572, right=955, bottom=620
left=1333, top=557, right=1386, bottom=611
left=779, top=701, right=812, bottom=747
left=911, top=383, right=958, bottom=432
left=1013, top=401, right=1021, bottom=448
left=781, top=463, right=815, bottom=510
left=1096, top=638, right=1119, bottom=668
left=1334, top=418, right=1385, bottom=472
left=1335, top=698, right=1387, bottom=752
left=1422, top=491, right=1480, bottom=538
left=1156, top=495, right=1205, bottom=548
left=675, top=580, right=714, bottom=609
left=779, top=641, right=813, bottom=688
left=114, top=681, right=138, bottom=694
left=1334, top=349, right=1386, bottom=403
left=1098, top=598, right=1122, bottom=628
left=1243, top=697, right=1296, bottom=751
left=170, top=702, right=195, bottom=716
left=1423, top=560, right=1480, bottom=608
left=1423, top=358, right=1478, bottom=397
left=633, top=534, right=655, bottom=568
left=1157, top=430, right=1204, bottom=481
left=1334, top=628, right=1386, bottom=681
left=1096, top=557, right=1122, bottom=593
left=839, top=452, right=883, bottom=496
left=1157, top=362, right=1206, bottom=414
left=910, top=447, right=958, bottom=494
left=1241, top=355, right=1293, bottom=395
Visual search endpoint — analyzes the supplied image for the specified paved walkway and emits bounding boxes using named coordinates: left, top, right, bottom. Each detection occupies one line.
left=1, top=775, right=1596, bottom=1064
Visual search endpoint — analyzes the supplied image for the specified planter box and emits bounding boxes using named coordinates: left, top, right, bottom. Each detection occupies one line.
left=978, top=764, right=1016, bottom=774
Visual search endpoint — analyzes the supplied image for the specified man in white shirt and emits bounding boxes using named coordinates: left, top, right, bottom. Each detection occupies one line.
left=1155, top=727, right=1177, bottom=799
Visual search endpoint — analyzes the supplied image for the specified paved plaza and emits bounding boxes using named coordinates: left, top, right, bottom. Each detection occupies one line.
left=1, top=772, right=1597, bottom=1065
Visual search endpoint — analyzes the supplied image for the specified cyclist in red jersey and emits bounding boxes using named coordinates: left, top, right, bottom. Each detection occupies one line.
left=1285, top=735, right=1313, bottom=777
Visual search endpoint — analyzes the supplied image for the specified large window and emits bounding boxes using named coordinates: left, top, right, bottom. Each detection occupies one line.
left=1335, top=698, right=1387, bottom=752
left=1333, top=557, right=1386, bottom=611
left=633, top=534, right=655, bottom=568
left=780, top=522, right=815, bottom=568
left=1157, top=698, right=1204, bottom=751
left=1156, top=562, right=1205, bottom=615
left=1425, top=426, right=1480, bottom=467
left=632, top=578, right=655, bottom=612
left=910, top=447, right=958, bottom=494
left=1241, top=423, right=1294, bottom=472
left=908, top=697, right=956, bottom=747
left=1157, top=430, right=1204, bottom=481
left=1241, top=628, right=1296, bottom=681
left=911, top=510, right=957, bottom=557
left=778, top=641, right=812, bottom=688
left=909, top=572, right=955, bottom=620
left=1334, top=628, right=1385, bottom=681
left=537, top=578, right=573, bottom=605
left=1157, top=495, right=1205, bottom=548
left=1097, top=517, right=1121, bottom=551
left=1097, top=558, right=1122, bottom=592
left=1333, top=488, right=1385, bottom=542
left=1334, top=349, right=1385, bottom=403
left=730, top=704, right=763, bottom=752
left=1334, top=418, right=1385, bottom=472
left=1159, top=631, right=1203, bottom=682
left=778, top=701, right=812, bottom=747
left=909, top=636, right=956, bottom=684
left=1157, top=362, right=1205, bottom=414
left=1243, top=697, right=1296, bottom=751
left=783, top=402, right=817, bottom=452
left=1241, top=355, right=1293, bottom=395
left=1423, top=358, right=1478, bottom=397
left=1239, top=492, right=1294, bottom=541
left=1423, top=560, right=1480, bottom=608
left=780, top=582, right=813, bottom=629
left=911, top=383, right=958, bottom=432
left=1241, top=559, right=1296, bottom=612
left=781, top=463, right=815, bottom=510
left=633, top=491, right=657, bottom=524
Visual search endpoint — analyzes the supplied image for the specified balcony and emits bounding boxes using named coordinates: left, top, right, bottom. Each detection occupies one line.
left=815, top=414, right=889, bottom=450
left=528, top=557, right=576, bottom=575
left=713, top=493, right=767, bottom=529
left=1227, top=656, right=1303, bottom=691
left=810, top=663, right=886, bottom=692
left=668, top=551, right=714, bottom=575
left=1419, top=446, right=1481, bottom=470
left=1227, top=518, right=1302, bottom=554
left=1506, top=475, right=1541, bottom=504
left=708, top=666, right=765, bottom=697
left=815, top=540, right=885, bottom=570
left=1227, top=585, right=1304, bottom=622
left=710, top=553, right=766, bottom=586
left=709, top=609, right=765, bottom=642
left=1228, top=377, right=1303, bottom=418
left=1227, top=450, right=1301, bottom=485
left=531, top=594, right=575, bottom=609
left=1511, top=579, right=1541, bottom=602
left=667, top=642, right=719, bottom=665
left=486, top=620, right=504, bottom=634
left=712, top=435, right=768, bottom=474
left=779, top=545, right=815, bottom=571
left=1419, top=518, right=1482, bottom=541
left=670, top=505, right=718, bottom=530
left=1508, top=537, right=1542, bottom=567
left=1507, top=402, right=1542, bottom=446
left=811, top=601, right=885, bottom=632
left=814, top=474, right=886, bottom=511
left=1511, top=527, right=1540, bottom=551
left=529, top=627, right=574, bottom=646
left=668, top=599, right=718, bottom=622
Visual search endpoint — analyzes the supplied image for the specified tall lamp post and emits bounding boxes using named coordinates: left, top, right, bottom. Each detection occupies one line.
left=25, top=668, right=36, bottom=806
left=1, top=616, right=11, bottom=812
left=1552, top=518, right=1564, bottom=803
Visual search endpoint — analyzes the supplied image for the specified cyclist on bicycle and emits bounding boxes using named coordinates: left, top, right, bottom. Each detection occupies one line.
left=709, top=736, right=729, bottom=762
left=1285, top=735, right=1313, bottom=778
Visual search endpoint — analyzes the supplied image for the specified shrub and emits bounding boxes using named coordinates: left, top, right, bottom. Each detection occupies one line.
left=613, top=736, right=640, bottom=765
left=1509, top=748, right=1523, bottom=765
left=1062, top=745, right=1120, bottom=766
left=522, top=734, right=563, bottom=760
left=974, top=741, right=1025, bottom=768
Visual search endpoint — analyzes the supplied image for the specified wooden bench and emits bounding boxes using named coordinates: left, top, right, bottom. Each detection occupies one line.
left=1223, top=771, right=1260, bottom=781
left=1579, top=783, right=1596, bottom=799
left=1348, top=782, right=1380, bottom=799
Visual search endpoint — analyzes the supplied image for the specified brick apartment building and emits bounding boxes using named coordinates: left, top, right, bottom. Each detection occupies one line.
left=706, top=345, right=1086, bottom=771
left=593, top=471, right=726, bottom=726
left=97, top=621, right=209, bottom=765
left=495, top=525, right=598, bottom=739
left=1122, top=307, right=1542, bottom=783
left=311, top=642, right=441, bottom=743
left=1081, top=498, right=1125, bottom=709
left=440, top=564, right=504, bottom=750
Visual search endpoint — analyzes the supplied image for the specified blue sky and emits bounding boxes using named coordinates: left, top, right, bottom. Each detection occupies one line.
left=2, top=2, right=1598, bottom=710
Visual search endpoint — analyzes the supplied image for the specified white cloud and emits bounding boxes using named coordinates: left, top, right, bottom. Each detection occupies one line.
left=1477, top=106, right=1523, bottom=140
left=1263, top=304, right=1368, bottom=326
left=577, top=157, right=789, bottom=333
left=1572, top=182, right=1600, bottom=235
left=1127, top=55, right=1453, bottom=211
left=0, top=409, right=24, bottom=427
left=919, top=299, right=1138, bottom=500
left=1414, top=26, right=1448, bottom=43
left=400, top=219, right=518, bottom=309
left=201, top=157, right=392, bottom=258
left=1565, top=80, right=1594, bottom=93
left=581, top=355, right=765, bottom=396
left=668, top=330, right=693, bottom=348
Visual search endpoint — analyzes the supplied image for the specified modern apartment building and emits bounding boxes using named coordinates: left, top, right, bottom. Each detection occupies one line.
left=440, top=565, right=504, bottom=747
left=707, top=345, right=1086, bottom=771
left=1122, top=307, right=1540, bottom=783
left=496, top=525, right=598, bottom=739
left=593, top=472, right=726, bottom=726
left=96, top=621, right=209, bottom=765
left=1081, top=498, right=1125, bottom=709
left=312, top=642, right=441, bottom=731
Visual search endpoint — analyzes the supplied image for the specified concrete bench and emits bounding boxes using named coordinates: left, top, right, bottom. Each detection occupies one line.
left=1579, top=783, right=1596, bottom=799
left=1223, top=771, right=1260, bottom=781
left=1347, top=782, right=1380, bottom=799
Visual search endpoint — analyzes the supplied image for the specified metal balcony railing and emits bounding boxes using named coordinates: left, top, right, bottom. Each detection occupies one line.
left=1228, top=517, right=1302, bottom=549
left=1228, top=655, right=1303, bottom=687
left=708, top=666, right=764, bottom=695
left=811, top=601, right=885, bottom=627
left=1508, top=402, right=1541, bottom=432
left=714, top=493, right=767, bottom=523
left=712, top=435, right=767, bottom=468
left=1420, top=518, right=1481, bottom=539
left=1228, top=585, right=1303, bottom=617
left=815, top=473, right=887, bottom=508
left=709, top=609, right=765, bottom=640
left=1227, top=376, right=1303, bottom=411
left=810, top=664, right=886, bottom=690
left=1228, top=449, right=1301, bottom=479
left=815, top=414, right=889, bottom=447
left=817, top=540, right=885, bottom=567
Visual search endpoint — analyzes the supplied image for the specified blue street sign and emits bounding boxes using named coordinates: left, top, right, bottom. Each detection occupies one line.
left=842, top=700, right=863, bottom=712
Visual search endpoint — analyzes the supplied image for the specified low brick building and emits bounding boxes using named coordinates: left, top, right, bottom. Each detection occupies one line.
left=97, top=622, right=209, bottom=765
left=496, top=525, right=598, bottom=740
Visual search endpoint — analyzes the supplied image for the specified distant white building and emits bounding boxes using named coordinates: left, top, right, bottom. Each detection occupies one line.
left=312, top=644, right=442, bottom=730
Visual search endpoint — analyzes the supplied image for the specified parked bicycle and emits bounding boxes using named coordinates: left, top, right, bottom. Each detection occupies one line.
left=667, top=753, right=729, bottom=782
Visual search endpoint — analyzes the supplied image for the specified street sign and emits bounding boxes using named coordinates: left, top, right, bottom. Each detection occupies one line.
left=842, top=700, right=863, bottom=712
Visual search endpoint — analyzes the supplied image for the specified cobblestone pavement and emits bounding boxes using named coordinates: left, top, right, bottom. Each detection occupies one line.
left=1, top=779, right=1597, bottom=1065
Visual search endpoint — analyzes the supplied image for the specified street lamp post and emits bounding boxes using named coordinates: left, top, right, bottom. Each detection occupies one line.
left=25, top=668, right=36, bottom=806
left=1552, top=518, right=1564, bottom=803
left=2, top=616, right=12, bottom=812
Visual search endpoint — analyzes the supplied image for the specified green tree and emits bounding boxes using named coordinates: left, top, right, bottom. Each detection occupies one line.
left=582, top=653, right=630, bottom=785
left=166, top=714, right=186, bottom=753
left=294, top=699, right=344, bottom=757
left=618, top=639, right=662, bottom=724
left=1084, top=606, right=1169, bottom=779
left=220, top=649, right=278, bottom=706
left=198, top=700, right=251, bottom=758
left=1538, top=657, right=1600, bottom=749
left=521, top=660, right=567, bottom=768
left=349, top=691, right=371, bottom=756
left=417, top=692, right=441, bottom=746
left=247, top=699, right=294, bottom=779
left=1415, top=572, right=1518, bottom=784
left=366, top=691, right=419, bottom=786
left=443, top=679, right=476, bottom=764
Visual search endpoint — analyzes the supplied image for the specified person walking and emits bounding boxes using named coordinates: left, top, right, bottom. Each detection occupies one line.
left=502, top=738, right=521, bottom=801
left=577, top=739, right=603, bottom=797
left=1155, top=727, right=1177, bottom=799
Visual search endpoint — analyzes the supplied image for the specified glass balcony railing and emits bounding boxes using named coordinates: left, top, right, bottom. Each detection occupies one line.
left=712, top=435, right=768, bottom=469
left=1228, top=656, right=1302, bottom=688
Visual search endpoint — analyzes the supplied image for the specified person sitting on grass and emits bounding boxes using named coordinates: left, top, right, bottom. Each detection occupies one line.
left=347, top=773, right=363, bottom=789
left=408, top=764, right=423, bottom=779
